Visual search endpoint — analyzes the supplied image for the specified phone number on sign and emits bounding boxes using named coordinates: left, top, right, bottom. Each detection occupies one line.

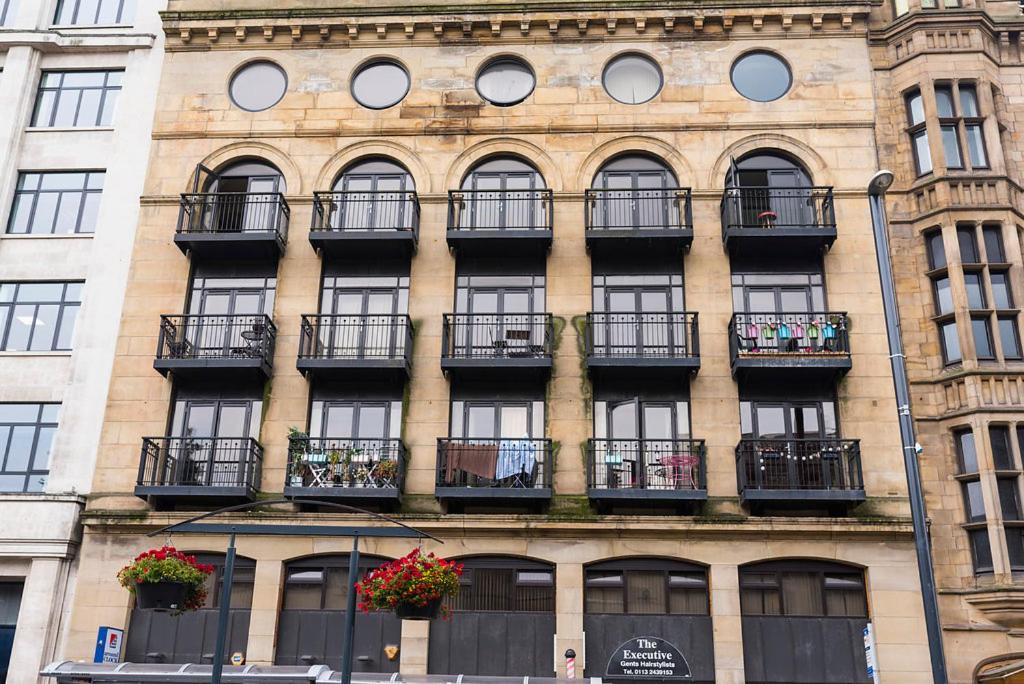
left=621, top=669, right=677, bottom=676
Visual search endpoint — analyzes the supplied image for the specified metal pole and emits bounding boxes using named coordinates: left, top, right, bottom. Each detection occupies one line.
left=210, top=532, right=237, bottom=684
left=340, top=535, right=360, bottom=684
left=867, top=173, right=948, bottom=684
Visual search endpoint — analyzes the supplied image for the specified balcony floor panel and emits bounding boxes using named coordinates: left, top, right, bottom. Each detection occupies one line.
left=134, top=485, right=257, bottom=509
left=173, top=233, right=284, bottom=260
left=309, top=231, right=416, bottom=258
left=585, top=229, right=693, bottom=252
left=722, top=228, right=837, bottom=258
left=731, top=355, right=851, bottom=382
left=740, top=488, right=866, bottom=503
left=446, top=230, right=553, bottom=255
left=588, top=488, right=707, bottom=502
left=435, top=486, right=552, bottom=502
left=154, top=358, right=272, bottom=380
left=296, top=358, right=410, bottom=380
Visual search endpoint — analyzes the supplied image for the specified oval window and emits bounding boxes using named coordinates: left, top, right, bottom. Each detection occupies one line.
left=731, top=51, right=792, bottom=103
left=476, top=57, right=535, bottom=106
left=229, top=61, right=288, bottom=112
left=603, top=53, right=663, bottom=105
left=351, top=60, right=410, bottom=110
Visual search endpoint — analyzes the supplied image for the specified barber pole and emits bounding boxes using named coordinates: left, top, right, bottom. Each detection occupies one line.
left=565, top=649, right=576, bottom=679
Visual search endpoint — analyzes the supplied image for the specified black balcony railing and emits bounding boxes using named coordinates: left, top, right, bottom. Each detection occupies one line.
left=178, top=192, right=289, bottom=240
left=286, top=438, right=405, bottom=490
left=736, top=438, right=863, bottom=493
left=730, top=312, right=850, bottom=358
left=298, top=314, right=412, bottom=363
left=584, top=188, right=692, bottom=231
left=447, top=189, right=553, bottom=232
left=442, top=313, right=553, bottom=361
left=311, top=191, right=419, bottom=235
left=587, top=438, right=706, bottom=491
left=436, top=438, right=552, bottom=489
left=157, top=314, right=276, bottom=365
left=138, top=437, right=263, bottom=492
left=720, top=186, right=835, bottom=235
left=585, top=312, right=699, bottom=359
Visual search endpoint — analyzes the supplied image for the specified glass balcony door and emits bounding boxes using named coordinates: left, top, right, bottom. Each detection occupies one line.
left=334, top=171, right=408, bottom=231
left=329, top=289, right=399, bottom=359
left=596, top=169, right=674, bottom=229
left=172, top=400, right=253, bottom=486
left=598, top=287, right=673, bottom=357
left=191, top=287, right=265, bottom=358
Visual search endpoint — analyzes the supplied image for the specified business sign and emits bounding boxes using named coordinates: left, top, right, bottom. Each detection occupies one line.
left=93, top=626, right=124, bottom=664
left=606, top=636, right=692, bottom=680
left=863, top=622, right=880, bottom=684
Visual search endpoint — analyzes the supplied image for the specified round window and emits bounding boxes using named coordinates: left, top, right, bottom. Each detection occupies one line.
left=476, top=57, right=535, bottom=106
left=603, top=53, right=663, bottom=105
left=351, top=60, right=410, bottom=110
left=731, top=51, right=792, bottom=102
left=229, top=61, right=288, bottom=112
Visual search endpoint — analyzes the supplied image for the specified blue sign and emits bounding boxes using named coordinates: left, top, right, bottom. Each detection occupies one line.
left=94, top=626, right=124, bottom=664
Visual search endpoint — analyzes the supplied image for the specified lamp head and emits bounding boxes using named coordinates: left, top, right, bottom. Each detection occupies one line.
left=869, top=170, right=895, bottom=196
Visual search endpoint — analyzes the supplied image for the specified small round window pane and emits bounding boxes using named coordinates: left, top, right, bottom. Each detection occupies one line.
left=229, top=61, right=287, bottom=112
left=476, top=58, right=535, bottom=106
left=352, top=61, right=410, bottom=110
left=731, top=51, right=792, bottom=102
left=603, top=53, right=663, bottom=105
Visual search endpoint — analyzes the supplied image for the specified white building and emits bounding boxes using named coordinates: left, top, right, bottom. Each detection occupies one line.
left=0, top=1, right=165, bottom=680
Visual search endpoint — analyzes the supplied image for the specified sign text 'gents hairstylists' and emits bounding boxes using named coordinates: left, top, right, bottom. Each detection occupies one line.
left=606, top=636, right=692, bottom=680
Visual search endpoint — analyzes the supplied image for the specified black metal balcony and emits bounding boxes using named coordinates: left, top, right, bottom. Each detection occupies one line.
left=736, top=438, right=864, bottom=511
left=729, top=312, right=851, bottom=382
left=585, top=312, right=700, bottom=376
left=587, top=438, right=706, bottom=510
left=135, top=437, right=262, bottom=508
left=436, top=438, right=552, bottom=510
left=446, top=189, right=553, bottom=255
left=284, top=437, right=405, bottom=508
left=584, top=188, right=693, bottom=252
left=175, top=192, right=288, bottom=259
left=297, top=314, right=412, bottom=380
left=441, top=313, right=554, bottom=377
left=154, top=314, right=275, bottom=380
left=309, top=191, right=419, bottom=257
left=720, top=186, right=836, bottom=257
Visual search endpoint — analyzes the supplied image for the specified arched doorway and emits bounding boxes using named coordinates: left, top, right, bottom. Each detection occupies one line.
left=740, top=559, right=870, bottom=683
left=458, top=157, right=547, bottom=231
left=583, top=557, right=714, bottom=683
left=428, top=556, right=555, bottom=676
left=329, top=158, right=416, bottom=232
left=590, top=154, right=681, bottom=230
left=124, top=553, right=255, bottom=664
left=274, top=554, right=401, bottom=672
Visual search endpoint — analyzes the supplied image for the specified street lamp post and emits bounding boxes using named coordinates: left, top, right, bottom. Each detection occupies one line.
left=867, top=170, right=948, bottom=684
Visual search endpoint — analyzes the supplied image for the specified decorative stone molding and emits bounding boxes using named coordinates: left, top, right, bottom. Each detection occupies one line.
left=159, top=7, right=873, bottom=50
left=965, top=589, right=1024, bottom=628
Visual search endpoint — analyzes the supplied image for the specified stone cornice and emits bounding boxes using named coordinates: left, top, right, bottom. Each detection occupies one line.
left=870, top=8, right=1024, bottom=44
left=159, top=5, right=871, bottom=50
left=81, top=509, right=914, bottom=542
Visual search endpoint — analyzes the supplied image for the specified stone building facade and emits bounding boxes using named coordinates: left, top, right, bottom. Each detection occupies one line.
left=53, top=0, right=957, bottom=682
left=871, top=0, right=1024, bottom=681
left=0, top=0, right=166, bottom=681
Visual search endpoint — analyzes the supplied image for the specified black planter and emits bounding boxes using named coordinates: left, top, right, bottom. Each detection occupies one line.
left=395, top=597, right=442, bottom=621
left=135, top=581, right=189, bottom=611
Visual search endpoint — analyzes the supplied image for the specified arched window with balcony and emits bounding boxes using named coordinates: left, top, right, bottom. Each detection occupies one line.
left=274, top=553, right=401, bottom=672
left=428, top=556, right=555, bottom=676
left=723, top=151, right=826, bottom=232
left=321, top=158, right=417, bottom=233
left=588, top=154, right=685, bottom=232
left=124, top=552, right=255, bottom=664
left=740, top=559, right=869, bottom=683
left=583, top=557, right=714, bottom=683
left=454, top=157, right=548, bottom=232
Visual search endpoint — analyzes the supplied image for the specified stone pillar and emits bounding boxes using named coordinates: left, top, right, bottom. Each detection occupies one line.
left=710, top=564, right=744, bottom=684
left=245, top=558, right=283, bottom=665
left=555, top=562, right=584, bottom=677
left=399, top=619, right=430, bottom=675
left=8, top=557, right=66, bottom=684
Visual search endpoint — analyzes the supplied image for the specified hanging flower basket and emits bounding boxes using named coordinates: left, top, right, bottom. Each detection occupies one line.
left=117, top=546, right=215, bottom=614
left=355, top=549, right=463, bottom=621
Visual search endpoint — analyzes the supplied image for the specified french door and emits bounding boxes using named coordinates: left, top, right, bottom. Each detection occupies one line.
left=597, top=287, right=676, bottom=357
left=327, top=289, right=400, bottom=358
left=173, top=400, right=254, bottom=486
left=745, top=402, right=838, bottom=489
left=190, top=287, right=267, bottom=357
left=596, top=168, right=675, bottom=228
left=466, top=171, right=538, bottom=230
left=208, top=170, right=281, bottom=234
left=334, top=171, right=410, bottom=231
left=603, top=400, right=685, bottom=488
left=460, top=287, right=534, bottom=356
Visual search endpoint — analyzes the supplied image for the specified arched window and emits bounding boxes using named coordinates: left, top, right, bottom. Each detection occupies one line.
left=186, top=158, right=287, bottom=236
left=457, top=157, right=547, bottom=231
left=326, top=158, right=415, bottom=231
left=429, top=556, right=555, bottom=677
left=585, top=557, right=707, bottom=615
left=275, top=554, right=400, bottom=672
left=740, top=560, right=868, bottom=684
left=724, top=152, right=823, bottom=232
left=124, top=553, right=255, bottom=664
left=583, top=559, right=713, bottom=683
left=589, top=154, right=681, bottom=230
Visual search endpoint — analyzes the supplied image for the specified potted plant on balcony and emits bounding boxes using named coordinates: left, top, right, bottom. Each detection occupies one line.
left=356, top=549, right=463, bottom=621
left=117, top=546, right=215, bottom=613
left=287, top=427, right=308, bottom=488
left=375, top=458, right=399, bottom=488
